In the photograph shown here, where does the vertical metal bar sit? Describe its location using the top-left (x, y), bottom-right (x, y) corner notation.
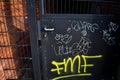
top-left (87, 1), bottom-right (89, 14)
top-left (61, 0), bottom-right (62, 13)
top-left (68, 0), bottom-right (70, 13)
top-left (41, 0), bottom-right (45, 14)
top-left (76, 0), bottom-right (78, 14)
top-left (48, 0), bottom-right (51, 13)
top-left (89, 1), bottom-right (91, 14)
top-left (37, 20), bottom-right (41, 40)
top-left (72, 0), bottom-right (74, 14)
top-left (64, 0), bottom-right (67, 13)
top-left (83, 1), bottom-right (86, 13)
top-left (80, 1), bottom-right (82, 14)
top-left (91, 2), bottom-right (96, 14)
top-left (52, 0), bottom-right (54, 13)
top-left (26, 0), bottom-right (41, 80)
top-left (37, 0), bottom-right (42, 40)
top-left (57, 0), bottom-right (58, 13)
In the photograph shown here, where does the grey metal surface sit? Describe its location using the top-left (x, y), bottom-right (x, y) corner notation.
top-left (27, 0), bottom-right (41, 80)
top-left (40, 14), bottom-right (120, 80)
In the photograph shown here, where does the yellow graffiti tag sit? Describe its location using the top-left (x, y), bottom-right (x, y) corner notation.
top-left (81, 55), bottom-right (102, 73)
top-left (51, 73), bottom-right (91, 80)
top-left (51, 55), bottom-right (102, 75)
top-left (64, 55), bottom-right (81, 73)
top-left (51, 61), bottom-right (65, 75)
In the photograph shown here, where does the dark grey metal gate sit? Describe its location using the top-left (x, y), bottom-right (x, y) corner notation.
top-left (28, 0), bottom-right (120, 80)
top-left (40, 15), bottom-right (120, 80)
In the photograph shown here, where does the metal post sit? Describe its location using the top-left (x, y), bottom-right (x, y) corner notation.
top-left (26, 0), bottom-right (41, 80)
top-left (41, 0), bottom-right (45, 15)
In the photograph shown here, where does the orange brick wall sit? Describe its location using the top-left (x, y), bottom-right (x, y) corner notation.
top-left (0, 65), bottom-right (5, 80)
top-left (0, 0), bottom-right (29, 79)
top-left (0, 1), bottom-right (18, 79)
top-left (10, 0), bottom-right (27, 31)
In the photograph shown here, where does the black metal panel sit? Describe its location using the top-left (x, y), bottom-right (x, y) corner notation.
top-left (40, 14), bottom-right (120, 80)
top-left (39, 0), bottom-right (120, 80)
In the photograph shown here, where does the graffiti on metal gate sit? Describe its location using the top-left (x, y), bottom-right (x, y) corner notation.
top-left (49, 20), bottom-right (119, 80)
top-left (102, 22), bottom-right (119, 45)
top-left (68, 20), bottom-right (99, 36)
top-left (51, 54), bottom-right (102, 80)
top-left (55, 34), bottom-right (72, 44)
top-left (54, 36), bottom-right (91, 55)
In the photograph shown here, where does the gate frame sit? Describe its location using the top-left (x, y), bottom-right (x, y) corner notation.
top-left (27, 0), bottom-right (120, 80)
top-left (27, 0), bottom-right (42, 80)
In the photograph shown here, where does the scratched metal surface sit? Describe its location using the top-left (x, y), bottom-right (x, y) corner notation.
top-left (41, 15), bottom-right (120, 80)
top-left (40, 0), bottom-right (120, 80)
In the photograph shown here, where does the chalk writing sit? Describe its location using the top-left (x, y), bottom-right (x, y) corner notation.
top-left (61, 34), bottom-right (72, 44)
top-left (54, 44), bottom-right (72, 55)
top-left (51, 54), bottom-right (102, 79)
top-left (102, 22), bottom-right (119, 45)
top-left (80, 21), bottom-right (99, 33)
top-left (71, 20), bottom-right (99, 36)
top-left (108, 22), bottom-right (119, 32)
top-left (55, 34), bottom-right (72, 44)
top-left (55, 34), bottom-right (61, 41)
top-left (102, 30), bottom-right (115, 45)
top-left (66, 27), bottom-right (72, 32)
top-left (81, 30), bottom-right (87, 36)
top-left (71, 20), bottom-right (81, 31)
top-left (71, 37), bottom-right (91, 55)
top-left (54, 37), bottom-right (91, 55)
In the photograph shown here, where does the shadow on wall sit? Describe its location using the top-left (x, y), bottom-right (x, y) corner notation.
top-left (0, 0), bottom-right (31, 80)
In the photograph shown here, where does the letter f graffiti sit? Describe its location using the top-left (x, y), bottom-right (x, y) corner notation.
top-left (51, 61), bottom-right (65, 75)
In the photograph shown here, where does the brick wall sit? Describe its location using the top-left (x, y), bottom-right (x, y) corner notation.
top-left (0, 0), bottom-right (30, 79)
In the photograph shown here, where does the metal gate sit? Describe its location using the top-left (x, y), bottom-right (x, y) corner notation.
top-left (32, 0), bottom-right (120, 80)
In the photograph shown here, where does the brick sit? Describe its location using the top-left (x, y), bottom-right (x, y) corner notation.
top-left (0, 65), bottom-right (6, 80)
top-left (0, 1), bottom-right (28, 79)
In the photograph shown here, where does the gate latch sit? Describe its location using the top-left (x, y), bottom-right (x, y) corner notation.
top-left (44, 27), bottom-right (55, 32)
